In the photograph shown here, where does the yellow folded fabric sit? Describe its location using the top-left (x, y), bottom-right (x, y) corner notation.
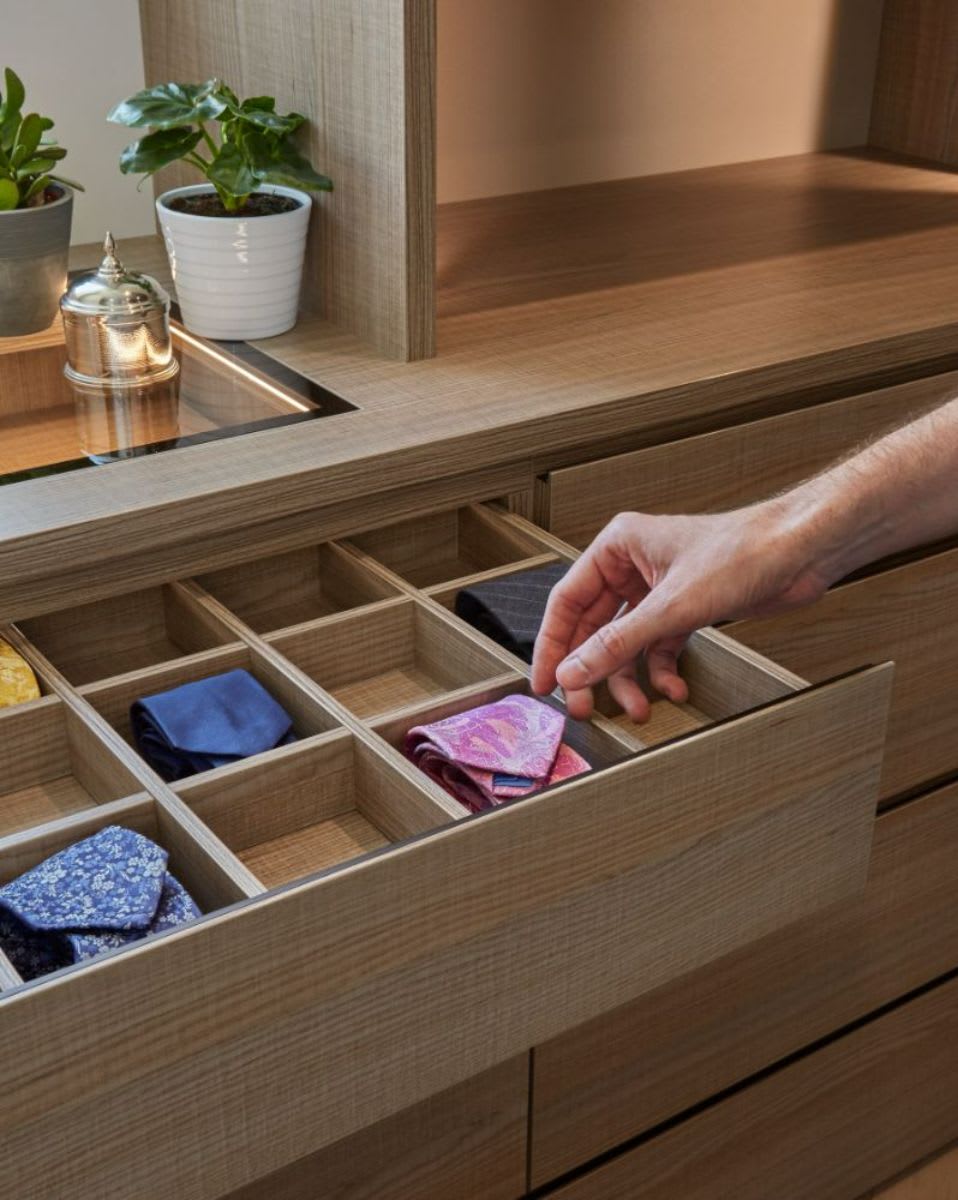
top-left (0, 637), bottom-right (41, 708)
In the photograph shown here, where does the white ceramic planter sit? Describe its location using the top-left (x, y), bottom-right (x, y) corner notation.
top-left (156, 183), bottom-right (311, 340)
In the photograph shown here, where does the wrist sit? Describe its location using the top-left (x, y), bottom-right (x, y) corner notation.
top-left (757, 472), bottom-right (891, 588)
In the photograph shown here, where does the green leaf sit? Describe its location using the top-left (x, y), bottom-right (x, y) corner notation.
top-left (216, 82), bottom-right (240, 108)
top-left (260, 142), bottom-right (332, 192)
top-left (118, 126), bottom-right (202, 175)
top-left (206, 140), bottom-right (258, 203)
top-left (238, 106), bottom-right (304, 136)
top-left (17, 156), bottom-right (60, 175)
top-left (0, 177), bottom-right (18, 209)
top-left (107, 79), bottom-right (226, 129)
top-left (22, 173), bottom-right (50, 203)
top-left (48, 174), bottom-right (84, 192)
top-left (28, 144), bottom-right (67, 162)
top-left (1, 68), bottom-right (25, 119)
top-left (241, 96), bottom-right (276, 112)
top-left (11, 112), bottom-right (44, 166)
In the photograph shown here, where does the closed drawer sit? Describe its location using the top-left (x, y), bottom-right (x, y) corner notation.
top-left (537, 371), bottom-right (955, 548)
top-left (727, 546), bottom-right (958, 800)
top-left (221, 1056), bottom-right (528, 1200)
top-left (0, 505), bottom-right (891, 1200)
top-left (544, 970), bottom-right (958, 1200)
top-left (531, 776), bottom-right (958, 1185)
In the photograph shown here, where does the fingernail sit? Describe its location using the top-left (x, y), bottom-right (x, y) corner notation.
top-left (557, 654), bottom-right (588, 688)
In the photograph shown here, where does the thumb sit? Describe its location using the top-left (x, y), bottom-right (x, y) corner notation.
top-left (555, 594), bottom-right (686, 691)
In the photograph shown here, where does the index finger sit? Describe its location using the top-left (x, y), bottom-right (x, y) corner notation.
top-left (531, 550), bottom-right (610, 694)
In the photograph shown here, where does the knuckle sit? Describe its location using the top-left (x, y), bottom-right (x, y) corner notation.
top-left (594, 620), bottom-right (628, 662)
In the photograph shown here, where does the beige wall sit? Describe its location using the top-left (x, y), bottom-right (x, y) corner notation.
top-left (438, 0), bottom-right (886, 203)
top-left (7, 0), bottom-right (156, 244)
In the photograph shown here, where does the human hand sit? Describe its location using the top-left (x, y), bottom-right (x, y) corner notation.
top-left (531, 504), bottom-right (829, 720)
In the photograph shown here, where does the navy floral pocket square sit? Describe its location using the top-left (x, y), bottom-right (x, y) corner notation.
top-left (0, 825), bottom-right (200, 981)
top-left (131, 667), bottom-right (297, 782)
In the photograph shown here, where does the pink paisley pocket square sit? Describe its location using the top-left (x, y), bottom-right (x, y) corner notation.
top-left (404, 693), bottom-right (590, 812)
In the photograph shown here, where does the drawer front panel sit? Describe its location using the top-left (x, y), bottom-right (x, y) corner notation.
top-left (1, 666), bottom-right (889, 1200)
top-left (728, 547), bottom-right (958, 800)
top-left (539, 372), bottom-right (954, 547)
top-left (530, 779), bottom-right (958, 1186)
top-left (544, 971), bottom-right (958, 1200)
top-left (221, 1056), bottom-right (528, 1200)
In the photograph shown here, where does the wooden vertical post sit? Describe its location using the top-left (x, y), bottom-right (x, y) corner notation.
top-left (870, 0), bottom-right (958, 166)
top-left (139, 0), bottom-right (436, 361)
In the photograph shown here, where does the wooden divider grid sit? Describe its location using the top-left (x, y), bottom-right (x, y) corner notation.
top-left (0, 501), bottom-right (810, 996)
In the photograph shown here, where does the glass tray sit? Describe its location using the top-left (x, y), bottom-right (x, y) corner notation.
top-left (0, 321), bottom-right (356, 486)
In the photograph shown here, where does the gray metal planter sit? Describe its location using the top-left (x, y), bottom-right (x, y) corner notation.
top-left (0, 185), bottom-right (73, 336)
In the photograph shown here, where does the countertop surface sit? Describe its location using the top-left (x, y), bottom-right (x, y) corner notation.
top-left (3, 148), bottom-right (958, 576)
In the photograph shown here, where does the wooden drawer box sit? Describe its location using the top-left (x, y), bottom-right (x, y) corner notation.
top-left (536, 371), bottom-right (956, 548)
top-left (0, 505), bottom-right (891, 1200)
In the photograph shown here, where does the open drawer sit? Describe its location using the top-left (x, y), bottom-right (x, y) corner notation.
top-left (0, 505), bottom-right (891, 1200)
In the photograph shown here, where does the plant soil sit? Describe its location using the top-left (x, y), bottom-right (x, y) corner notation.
top-left (166, 193), bottom-right (300, 218)
top-left (24, 186), bottom-right (64, 209)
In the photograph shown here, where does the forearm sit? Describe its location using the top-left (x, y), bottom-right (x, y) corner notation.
top-left (767, 397), bottom-right (958, 586)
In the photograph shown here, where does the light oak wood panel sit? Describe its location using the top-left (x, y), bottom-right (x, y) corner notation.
top-left (0, 666), bottom-right (888, 1199)
top-left (16, 582), bottom-right (237, 686)
top-left (531, 778), bottom-right (958, 1184)
top-left (871, 1143), bottom-right (958, 1199)
top-left (0, 951), bottom-right (21, 990)
top-left (347, 505), bottom-right (548, 589)
top-left (222, 1056), bottom-right (528, 1200)
top-left (0, 625), bottom-right (268, 908)
top-left (727, 547), bottom-right (958, 800)
top-left (0, 457), bottom-right (532, 624)
top-left (9, 151), bottom-right (958, 623)
top-left (139, 0), bottom-right (436, 360)
top-left (545, 972), bottom-right (958, 1200)
top-left (195, 541), bottom-right (401, 635)
top-left (177, 733), bottom-right (456, 888)
top-left (0, 699), bottom-right (141, 838)
top-left (870, 1), bottom-right (958, 166)
top-left (268, 598), bottom-right (509, 720)
top-left (540, 370), bottom-right (956, 546)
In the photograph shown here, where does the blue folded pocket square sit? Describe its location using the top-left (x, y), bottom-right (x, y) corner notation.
top-left (130, 667), bottom-right (297, 782)
top-left (0, 825), bottom-right (201, 981)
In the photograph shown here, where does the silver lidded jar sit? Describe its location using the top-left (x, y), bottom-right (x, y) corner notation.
top-left (60, 232), bottom-right (179, 388)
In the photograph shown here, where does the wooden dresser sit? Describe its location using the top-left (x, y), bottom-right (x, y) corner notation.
top-left (2, 2), bottom-right (958, 1197)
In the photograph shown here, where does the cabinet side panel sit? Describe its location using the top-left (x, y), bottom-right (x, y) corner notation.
top-left (139, 0), bottom-right (436, 360)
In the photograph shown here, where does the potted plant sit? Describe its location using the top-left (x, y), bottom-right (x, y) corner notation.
top-left (109, 79), bottom-right (332, 340)
top-left (0, 68), bottom-right (83, 337)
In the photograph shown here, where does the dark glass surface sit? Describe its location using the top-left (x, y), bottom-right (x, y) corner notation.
top-left (0, 322), bottom-right (356, 486)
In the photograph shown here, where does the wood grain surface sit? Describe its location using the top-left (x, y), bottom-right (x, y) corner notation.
top-left (727, 546), bottom-right (958, 800)
top-left (7, 151), bottom-right (958, 621)
top-left (870, 0), bottom-right (958, 165)
top-left (871, 1143), bottom-right (958, 1200)
top-left (139, 0), bottom-right (436, 360)
top-left (530, 778), bottom-right (958, 1186)
top-left (0, 665), bottom-right (889, 1199)
top-left (222, 1056), bottom-right (527, 1200)
top-left (546, 971), bottom-right (958, 1200)
top-left (540, 370), bottom-right (956, 546)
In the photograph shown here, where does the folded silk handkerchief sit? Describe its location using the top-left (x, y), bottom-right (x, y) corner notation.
top-left (0, 636), bottom-right (41, 709)
top-left (131, 667), bottom-right (296, 782)
top-left (405, 693), bottom-right (590, 812)
top-left (0, 825), bottom-right (200, 981)
top-left (454, 563), bottom-right (568, 663)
